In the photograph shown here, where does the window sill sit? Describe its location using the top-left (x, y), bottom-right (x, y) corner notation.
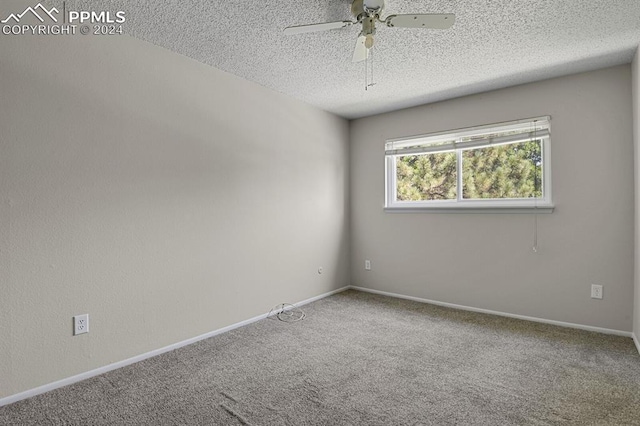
top-left (384, 205), bottom-right (554, 214)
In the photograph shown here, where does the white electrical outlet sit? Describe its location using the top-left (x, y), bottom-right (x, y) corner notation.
top-left (73, 314), bottom-right (89, 335)
top-left (591, 285), bottom-right (603, 300)
top-left (318, 267), bottom-right (323, 274)
top-left (365, 260), bottom-right (371, 271)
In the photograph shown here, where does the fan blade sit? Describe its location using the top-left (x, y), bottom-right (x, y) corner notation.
top-left (386, 13), bottom-right (455, 29)
top-left (283, 20), bottom-right (353, 35)
top-left (352, 35), bottom-right (369, 63)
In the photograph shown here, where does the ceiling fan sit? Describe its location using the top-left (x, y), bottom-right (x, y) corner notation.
top-left (283, 0), bottom-right (455, 63)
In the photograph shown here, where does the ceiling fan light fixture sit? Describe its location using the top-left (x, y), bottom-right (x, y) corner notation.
top-left (363, 0), bottom-right (384, 15)
top-left (283, 0), bottom-right (455, 65)
top-left (365, 34), bottom-right (374, 49)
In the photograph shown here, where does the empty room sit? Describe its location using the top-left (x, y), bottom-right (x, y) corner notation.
top-left (1, 0), bottom-right (640, 424)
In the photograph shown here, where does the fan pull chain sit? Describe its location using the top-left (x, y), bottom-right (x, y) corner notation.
top-left (365, 48), bottom-right (376, 90)
top-left (364, 51), bottom-right (368, 90)
top-left (370, 48), bottom-right (375, 88)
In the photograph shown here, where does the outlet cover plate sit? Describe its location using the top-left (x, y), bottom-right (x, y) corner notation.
top-left (74, 314), bottom-right (89, 335)
top-left (591, 285), bottom-right (603, 300)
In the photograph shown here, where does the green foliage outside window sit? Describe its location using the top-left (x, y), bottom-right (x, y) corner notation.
top-left (396, 140), bottom-right (542, 201)
top-left (396, 152), bottom-right (457, 201)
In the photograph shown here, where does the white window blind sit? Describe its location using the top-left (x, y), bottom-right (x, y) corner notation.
top-left (385, 117), bottom-right (550, 156)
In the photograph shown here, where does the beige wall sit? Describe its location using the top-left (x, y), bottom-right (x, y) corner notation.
top-left (350, 65), bottom-right (634, 332)
top-left (0, 34), bottom-right (349, 399)
top-left (633, 48), bottom-right (640, 341)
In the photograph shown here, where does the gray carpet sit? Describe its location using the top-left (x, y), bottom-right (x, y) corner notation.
top-left (2, 290), bottom-right (640, 425)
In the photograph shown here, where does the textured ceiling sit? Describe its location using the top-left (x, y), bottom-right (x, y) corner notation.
top-left (50, 1), bottom-right (640, 119)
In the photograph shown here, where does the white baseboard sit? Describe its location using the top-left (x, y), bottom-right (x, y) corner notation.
top-left (0, 286), bottom-right (350, 408)
top-left (633, 333), bottom-right (640, 355)
top-left (294, 286), bottom-right (350, 307)
top-left (349, 286), bottom-right (633, 338)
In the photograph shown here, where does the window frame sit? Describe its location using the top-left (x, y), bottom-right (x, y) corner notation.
top-left (384, 117), bottom-right (553, 213)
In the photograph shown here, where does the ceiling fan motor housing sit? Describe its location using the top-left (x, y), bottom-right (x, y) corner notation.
top-left (362, 16), bottom-right (376, 36)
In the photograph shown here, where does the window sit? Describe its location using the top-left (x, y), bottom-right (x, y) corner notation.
top-left (385, 117), bottom-right (552, 212)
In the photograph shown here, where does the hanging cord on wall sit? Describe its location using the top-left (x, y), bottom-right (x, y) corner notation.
top-left (532, 205), bottom-right (538, 252)
top-left (267, 303), bottom-right (306, 323)
top-left (532, 120), bottom-right (539, 253)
